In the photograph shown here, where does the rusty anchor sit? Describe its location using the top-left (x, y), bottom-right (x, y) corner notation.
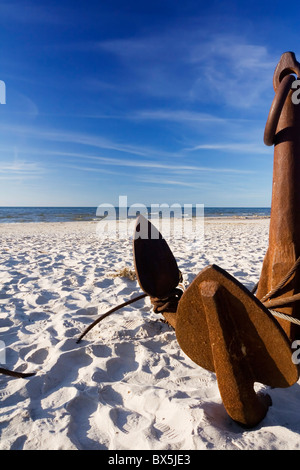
top-left (132, 214), bottom-right (183, 329)
top-left (131, 216), bottom-right (298, 428)
top-left (77, 213), bottom-right (298, 428)
top-left (256, 51), bottom-right (300, 341)
top-left (76, 52), bottom-right (300, 428)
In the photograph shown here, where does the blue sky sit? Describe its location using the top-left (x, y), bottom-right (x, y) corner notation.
top-left (0, 0), bottom-right (299, 207)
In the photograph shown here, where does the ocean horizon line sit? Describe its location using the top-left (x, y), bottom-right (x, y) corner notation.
top-left (0, 205), bottom-right (271, 208)
top-left (0, 206), bottom-right (271, 224)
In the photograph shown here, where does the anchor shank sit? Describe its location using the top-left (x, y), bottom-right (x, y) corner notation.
top-left (257, 53), bottom-right (300, 339)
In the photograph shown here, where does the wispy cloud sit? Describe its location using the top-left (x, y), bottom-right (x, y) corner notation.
top-left (0, 160), bottom-right (43, 180)
top-left (1, 124), bottom-right (180, 160)
top-left (20, 148), bottom-right (254, 175)
top-left (0, 120), bottom-right (259, 185)
top-left (186, 142), bottom-right (269, 154)
top-left (137, 176), bottom-right (206, 189)
top-left (93, 28), bottom-right (276, 107)
top-left (187, 34), bottom-right (275, 107)
top-left (131, 110), bottom-right (228, 123)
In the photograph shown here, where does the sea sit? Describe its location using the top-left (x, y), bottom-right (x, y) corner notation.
top-left (0, 207), bottom-right (271, 224)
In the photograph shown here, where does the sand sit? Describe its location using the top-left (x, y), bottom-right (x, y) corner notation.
top-left (0, 217), bottom-right (300, 450)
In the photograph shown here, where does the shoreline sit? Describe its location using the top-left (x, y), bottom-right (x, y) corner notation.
top-left (0, 214), bottom-right (271, 226)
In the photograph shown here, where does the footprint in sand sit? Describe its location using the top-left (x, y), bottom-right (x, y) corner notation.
top-left (105, 343), bottom-right (139, 382)
top-left (42, 347), bottom-right (92, 394)
top-left (109, 407), bottom-right (148, 435)
top-left (154, 421), bottom-right (182, 442)
top-left (26, 348), bottom-right (49, 365)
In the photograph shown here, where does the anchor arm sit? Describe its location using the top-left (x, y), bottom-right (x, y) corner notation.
top-left (200, 280), bottom-right (271, 428)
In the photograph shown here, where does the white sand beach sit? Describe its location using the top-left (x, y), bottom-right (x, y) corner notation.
top-left (1, 217), bottom-right (300, 450)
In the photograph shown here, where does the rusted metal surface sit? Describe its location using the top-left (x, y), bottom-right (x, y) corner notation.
top-left (133, 215), bottom-right (181, 299)
top-left (263, 74), bottom-right (296, 146)
top-left (132, 213), bottom-right (299, 426)
top-left (133, 215), bottom-right (182, 328)
top-left (256, 52), bottom-right (300, 340)
top-left (176, 264), bottom-right (298, 427)
top-left (0, 367), bottom-right (36, 378)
